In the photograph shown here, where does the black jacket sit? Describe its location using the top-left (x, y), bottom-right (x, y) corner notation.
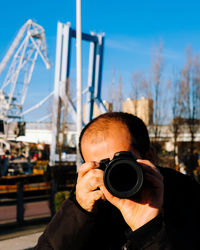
top-left (35, 167), bottom-right (200, 250)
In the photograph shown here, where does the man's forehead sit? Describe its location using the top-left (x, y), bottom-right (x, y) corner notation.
top-left (82, 121), bottom-right (131, 144)
top-left (81, 120), bottom-right (134, 161)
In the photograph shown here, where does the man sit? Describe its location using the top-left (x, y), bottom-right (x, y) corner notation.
top-left (35, 112), bottom-right (200, 250)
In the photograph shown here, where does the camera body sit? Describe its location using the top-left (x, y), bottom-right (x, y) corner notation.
top-left (99, 151), bottom-right (143, 199)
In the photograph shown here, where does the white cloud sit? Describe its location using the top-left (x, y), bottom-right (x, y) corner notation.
top-left (106, 35), bottom-right (182, 61)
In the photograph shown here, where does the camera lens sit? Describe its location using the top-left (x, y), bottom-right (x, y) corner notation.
top-left (108, 163), bottom-right (137, 192)
top-left (104, 158), bottom-right (143, 198)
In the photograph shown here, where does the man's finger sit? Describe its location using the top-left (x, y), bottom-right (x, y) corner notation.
top-left (144, 172), bottom-right (164, 188)
top-left (91, 189), bottom-right (105, 201)
top-left (137, 159), bottom-right (163, 179)
top-left (78, 161), bottom-right (99, 178)
top-left (87, 171), bottom-right (104, 191)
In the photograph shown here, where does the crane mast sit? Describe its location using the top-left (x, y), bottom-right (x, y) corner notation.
top-left (0, 20), bottom-right (30, 76)
top-left (0, 19), bottom-right (50, 120)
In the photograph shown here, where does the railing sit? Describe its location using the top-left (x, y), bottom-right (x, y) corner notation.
top-left (0, 165), bottom-right (76, 224)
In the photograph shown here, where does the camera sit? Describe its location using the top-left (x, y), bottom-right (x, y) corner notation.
top-left (99, 151), bottom-right (143, 199)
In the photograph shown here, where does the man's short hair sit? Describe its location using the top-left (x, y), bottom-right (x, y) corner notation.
top-left (79, 112), bottom-right (150, 160)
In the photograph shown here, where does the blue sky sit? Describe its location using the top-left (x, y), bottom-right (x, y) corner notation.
top-left (0, 0), bottom-right (200, 121)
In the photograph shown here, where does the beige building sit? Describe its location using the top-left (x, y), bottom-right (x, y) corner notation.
top-left (83, 101), bottom-right (113, 124)
top-left (122, 97), bottom-right (153, 125)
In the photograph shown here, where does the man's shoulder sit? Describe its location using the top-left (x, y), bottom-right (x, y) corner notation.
top-left (158, 166), bottom-right (200, 204)
top-left (158, 166), bottom-right (198, 185)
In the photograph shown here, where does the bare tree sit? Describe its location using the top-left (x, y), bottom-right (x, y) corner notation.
top-left (57, 77), bottom-right (71, 164)
top-left (107, 69), bottom-right (123, 111)
top-left (110, 73), bottom-right (124, 112)
top-left (117, 74), bottom-right (123, 111)
top-left (140, 77), bottom-right (152, 100)
top-left (109, 68), bottom-right (117, 111)
top-left (180, 48), bottom-right (200, 175)
top-left (151, 43), bottom-right (165, 141)
top-left (130, 71), bottom-right (142, 116)
top-left (170, 73), bottom-right (185, 169)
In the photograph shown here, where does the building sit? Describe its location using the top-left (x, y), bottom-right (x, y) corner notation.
top-left (122, 97), bottom-right (153, 125)
top-left (83, 100), bottom-right (113, 124)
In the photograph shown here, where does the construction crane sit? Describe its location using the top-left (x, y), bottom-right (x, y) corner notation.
top-left (0, 19), bottom-right (50, 121)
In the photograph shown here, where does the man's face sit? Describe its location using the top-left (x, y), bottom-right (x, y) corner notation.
top-left (81, 121), bottom-right (141, 163)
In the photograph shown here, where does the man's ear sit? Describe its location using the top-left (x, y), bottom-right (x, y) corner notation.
top-left (145, 145), bottom-right (157, 165)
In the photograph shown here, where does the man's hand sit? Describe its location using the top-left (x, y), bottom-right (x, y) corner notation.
top-left (99, 160), bottom-right (164, 231)
top-left (76, 162), bottom-right (105, 212)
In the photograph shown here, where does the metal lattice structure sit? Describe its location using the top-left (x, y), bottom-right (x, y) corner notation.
top-left (50, 22), bottom-right (107, 166)
top-left (0, 19), bottom-right (50, 120)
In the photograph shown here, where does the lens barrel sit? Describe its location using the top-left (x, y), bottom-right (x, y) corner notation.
top-left (100, 152), bottom-right (143, 198)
